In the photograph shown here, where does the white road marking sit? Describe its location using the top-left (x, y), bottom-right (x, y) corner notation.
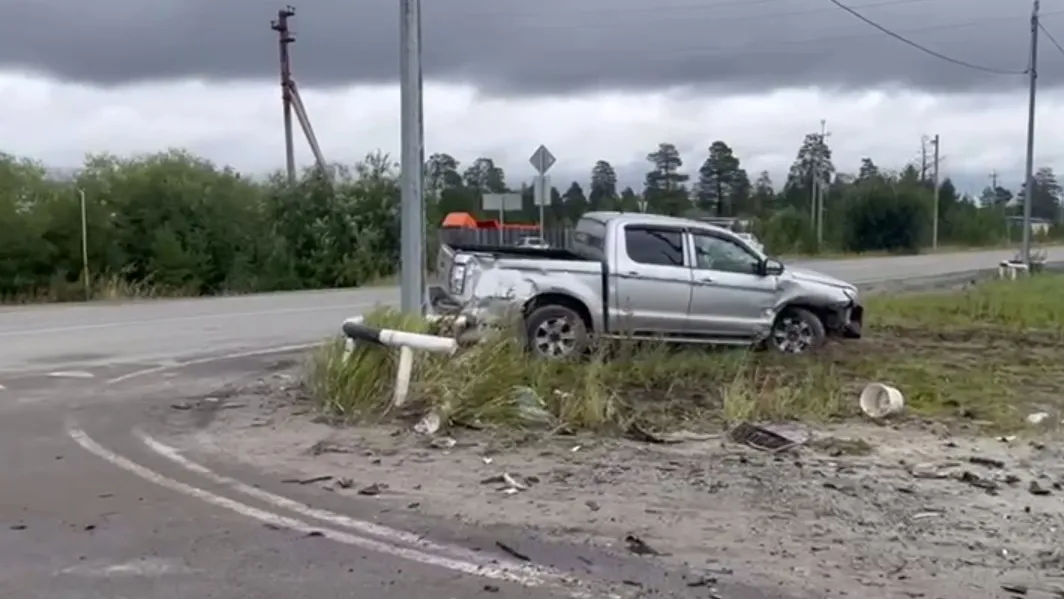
top-left (66, 425), bottom-right (560, 589)
top-left (138, 430), bottom-right (501, 563)
top-left (47, 371), bottom-right (95, 379)
top-left (0, 302), bottom-right (378, 338)
top-left (107, 343), bottom-right (322, 384)
top-left (59, 557), bottom-right (192, 577)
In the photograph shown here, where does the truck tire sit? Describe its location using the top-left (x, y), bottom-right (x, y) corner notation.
top-left (525, 304), bottom-right (590, 360)
top-left (769, 307), bottom-right (826, 354)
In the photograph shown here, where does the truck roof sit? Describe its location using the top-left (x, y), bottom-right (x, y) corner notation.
top-left (582, 211), bottom-right (735, 235)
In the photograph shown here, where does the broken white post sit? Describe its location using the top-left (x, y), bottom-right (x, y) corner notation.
top-left (340, 316), bottom-right (458, 408)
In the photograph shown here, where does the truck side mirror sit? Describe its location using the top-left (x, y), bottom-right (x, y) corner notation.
top-left (762, 259), bottom-right (784, 276)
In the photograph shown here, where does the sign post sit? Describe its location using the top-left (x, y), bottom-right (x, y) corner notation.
top-left (482, 193), bottom-right (522, 245)
top-left (529, 144), bottom-right (556, 237)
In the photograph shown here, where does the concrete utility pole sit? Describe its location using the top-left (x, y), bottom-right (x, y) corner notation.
top-left (399, 0), bottom-right (426, 314)
top-left (271, 7), bottom-right (297, 185)
top-left (931, 134), bottom-right (940, 250)
top-left (1022, 0), bottom-right (1040, 264)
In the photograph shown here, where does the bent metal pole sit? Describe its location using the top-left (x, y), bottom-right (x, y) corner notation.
top-left (399, 0), bottom-right (426, 314)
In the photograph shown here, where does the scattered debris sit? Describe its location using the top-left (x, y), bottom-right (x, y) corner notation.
top-left (957, 471), bottom-right (998, 492)
top-left (336, 477), bottom-right (354, 489)
top-left (1026, 412), bottom-right (1049, 425)
top-left (858, 382), bottom-right (905, 419)
top-left (624, 534), bottom-right (663, 556)
top-left (9, 524), bottom-right (25, 530)
top-left (1001, 583), bottom-right (1028, 595)
top-left (282, 475), bottom-right (333, 485)
top-left (170, 402), bottom-right (192, 410)
top-left (429, 436), bottom-right (457, 450)
top-left (512, 387), bottom-right (554, 428)
top-left (481, 473), bottom-right (529, 493)
top-left (686, 575), bottom-right (718, 588)
top-left (308, 440), bottom-right (353, 456)
top-left (358, 483), bottom-right (384, 496)
top-left (585, 500), bottom-right (601, 512)
top-left (495, 541), bottom-right (530, 561)
top-left (968, 456), bottom-right (1005, 469)
top-left (627, 422), bottom-right (716, 444)
top-left (1029, 481), bottom-right (1051, 496)
top-left (414, 411), bottom-right (442, 435)
top-left (482, 584), bottom-right (499, 593)
top-left (305, 531), bottom-right (325, 538)
top-left (728, 422), bottom-right (802, 453)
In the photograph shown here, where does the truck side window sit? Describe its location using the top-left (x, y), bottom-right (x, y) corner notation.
top-left (691, 232), bottom-right (759, 274)
top-left (624, 226), bottom-right (684, 266)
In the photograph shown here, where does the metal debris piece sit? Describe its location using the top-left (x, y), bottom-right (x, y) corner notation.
top-left (968, 456), bottom-right (1005, 469)
top-left (336, 477), bottom-right (353, 489)
top-left (1029, 481), bottom-right (1051, 496)
top-left (628, 422), bottom-right (716, 444)
top-left (728, 422), bottom-right (802, 453)
top-left (429, 436), bottom-right (457, 449)
top-left (495, 541), bottom-right (530, 561)
top-left (308, 440), bottom-right (353, 456)
top-left (958, 471), bottom-right (999, 492)
top-left (282, 475), bottom-right (333, 485)
top-left (414, 411), bottom-right (442, 435)
top-left (358, 483), bottom-right (384, 496)
top-left (1001, 583), bottom-right (1028, 595)
top-left (625, 534), bottom-right (664, 556)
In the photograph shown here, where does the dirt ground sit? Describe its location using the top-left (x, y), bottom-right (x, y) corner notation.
top-left (158, 368), bottom-right (1064, 599)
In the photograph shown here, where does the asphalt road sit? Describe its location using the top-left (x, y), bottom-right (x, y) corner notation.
top-left (0, 246), bottom-right (1058, 599)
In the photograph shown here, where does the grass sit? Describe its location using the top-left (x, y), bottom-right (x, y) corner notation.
top-left (306, 276), bottom-right (1064, 436)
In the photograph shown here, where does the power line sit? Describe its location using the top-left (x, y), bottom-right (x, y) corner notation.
top-left (441, 0), bottom-right (949, 18)
top-left (825, 0), bottom-right (1029, 75)
top-left (631, 15), bottom-right (1032, 63)
top-left (1039, 22), bottom-right (1064, 58)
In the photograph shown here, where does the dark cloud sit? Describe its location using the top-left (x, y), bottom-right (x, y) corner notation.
top-left (0, 0), bottom-right (1054, 93)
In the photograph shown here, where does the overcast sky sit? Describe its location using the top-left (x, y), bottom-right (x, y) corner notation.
top-left (2, 0), bottom-right (1063, 196)
top-left (1, 0), bottom-right (1056, 94)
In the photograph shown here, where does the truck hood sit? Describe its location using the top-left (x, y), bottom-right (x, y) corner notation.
top-left (785, 266), bottom-right (857, 293)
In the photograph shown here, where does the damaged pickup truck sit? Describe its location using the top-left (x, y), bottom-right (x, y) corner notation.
top-left (433, 211), bottom-right (863, 358)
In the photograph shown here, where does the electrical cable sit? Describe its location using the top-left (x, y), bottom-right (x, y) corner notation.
top-left (1040, 22), bottom-right (1064, 59)
top-left (825, 0), bottom-right (1028, 75)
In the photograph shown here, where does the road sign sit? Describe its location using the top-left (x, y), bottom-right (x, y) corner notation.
top-left (533, 175), bottom-right (551, 207)
top-left (529, 145), bottom-right (556, 175)
top-left (482, 193), bottom-right (522, 212)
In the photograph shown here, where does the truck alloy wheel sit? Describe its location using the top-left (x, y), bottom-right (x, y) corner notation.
top-left (770, 307), bottom-right (826, 354)
top-left (525, 305), bottom-right (589, 359)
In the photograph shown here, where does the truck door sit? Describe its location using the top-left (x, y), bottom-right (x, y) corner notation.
top-left (612, 224), bottom-right (694, 335)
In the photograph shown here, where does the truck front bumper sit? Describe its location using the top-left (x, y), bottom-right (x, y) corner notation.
top-left (842, 303), bottom-right (863, 339)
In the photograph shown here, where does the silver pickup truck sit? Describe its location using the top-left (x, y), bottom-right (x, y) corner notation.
top-left (434, 211), bottom-right (863, 358)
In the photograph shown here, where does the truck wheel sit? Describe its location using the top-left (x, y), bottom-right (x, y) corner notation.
top-left (525, 305), bottom-right (589, 359)
top-left (769, 307), bottom-right (826, 354)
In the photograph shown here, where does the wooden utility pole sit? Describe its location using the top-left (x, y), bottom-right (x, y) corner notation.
top-left (271, 6), bottom-right (297, 184)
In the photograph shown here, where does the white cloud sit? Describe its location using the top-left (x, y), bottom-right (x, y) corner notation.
top-left (0, 70), bottom-right (1058, 196)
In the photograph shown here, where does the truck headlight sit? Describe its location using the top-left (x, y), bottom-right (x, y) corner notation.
top-left (449, 265), bottom-right (466, 294)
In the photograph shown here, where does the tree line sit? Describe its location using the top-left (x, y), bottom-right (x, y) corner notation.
top-left (0, 133), bottom-right (1058, 301)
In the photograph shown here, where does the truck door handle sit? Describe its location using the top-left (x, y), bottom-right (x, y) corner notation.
top-left (699, 277), bottom-right (714, 283)
top-left (624, 271), bottom-right (639, 276)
